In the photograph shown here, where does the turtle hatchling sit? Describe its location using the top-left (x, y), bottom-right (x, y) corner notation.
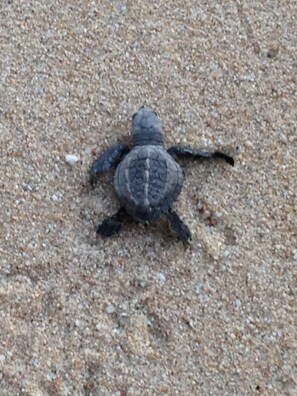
top-left (90, 106), bottom-right (234, 242)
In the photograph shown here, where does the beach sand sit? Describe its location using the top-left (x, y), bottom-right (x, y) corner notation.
top-left (1, 1), bottom-right (296, 395)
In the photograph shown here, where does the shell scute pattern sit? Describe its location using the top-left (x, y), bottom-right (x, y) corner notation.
top-left (115, 146), bottom-right (183, 220)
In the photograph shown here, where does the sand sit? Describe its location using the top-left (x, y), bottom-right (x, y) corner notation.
top-left (0, 1), bottom-right (296, 395)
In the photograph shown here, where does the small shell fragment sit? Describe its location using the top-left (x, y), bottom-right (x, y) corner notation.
top-left (65, 154), bottom-right (79, 166)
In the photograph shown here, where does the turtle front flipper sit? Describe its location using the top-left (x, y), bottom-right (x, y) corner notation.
top-left (97, 207), bottom-right (127, 237)
top-left (90, 143), bottom-right (130, 187)
top-left (167, 208), bottom-right (191, 242)
top-left (167, 145), bottom-right (234, 166)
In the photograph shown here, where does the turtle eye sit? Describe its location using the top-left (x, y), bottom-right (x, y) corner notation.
top-left (132, 112), bottom-right (137, 120)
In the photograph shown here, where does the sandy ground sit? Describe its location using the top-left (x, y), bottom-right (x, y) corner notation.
top-left (0, 1), bottom-right (296, 395)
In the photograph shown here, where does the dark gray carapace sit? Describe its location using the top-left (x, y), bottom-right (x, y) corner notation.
top-left (114, 144), bottom-right (183, 222)
top-left (90, 106), bottom-right (234, 242)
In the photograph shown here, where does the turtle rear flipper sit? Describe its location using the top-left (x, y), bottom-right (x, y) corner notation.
top-left (97, 207), bottom-right (127, 237)
top-left (167, 208), bottom-right (191, 242)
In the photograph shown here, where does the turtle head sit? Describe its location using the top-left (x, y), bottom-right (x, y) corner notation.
top-left (132, 106), bottom-right (164, 146)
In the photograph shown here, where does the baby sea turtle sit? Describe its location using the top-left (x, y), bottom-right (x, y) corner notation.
top-left (90, 106), bottom-right (234, 242)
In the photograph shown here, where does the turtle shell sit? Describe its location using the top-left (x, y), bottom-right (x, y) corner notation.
top-left (114, 145), bottom-right (183, 221)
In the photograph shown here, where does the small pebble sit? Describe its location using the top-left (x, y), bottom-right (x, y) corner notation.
top-left (65, 154), bottom-right (79, 166)
top-left (267, 42), bottom-right (279, 58)
top-left (222, 249), bottom-right (231, 258)
top-left (106, 304), bottom-right (115, 314)
top-left (157, 272), bottom-right (166, 286)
